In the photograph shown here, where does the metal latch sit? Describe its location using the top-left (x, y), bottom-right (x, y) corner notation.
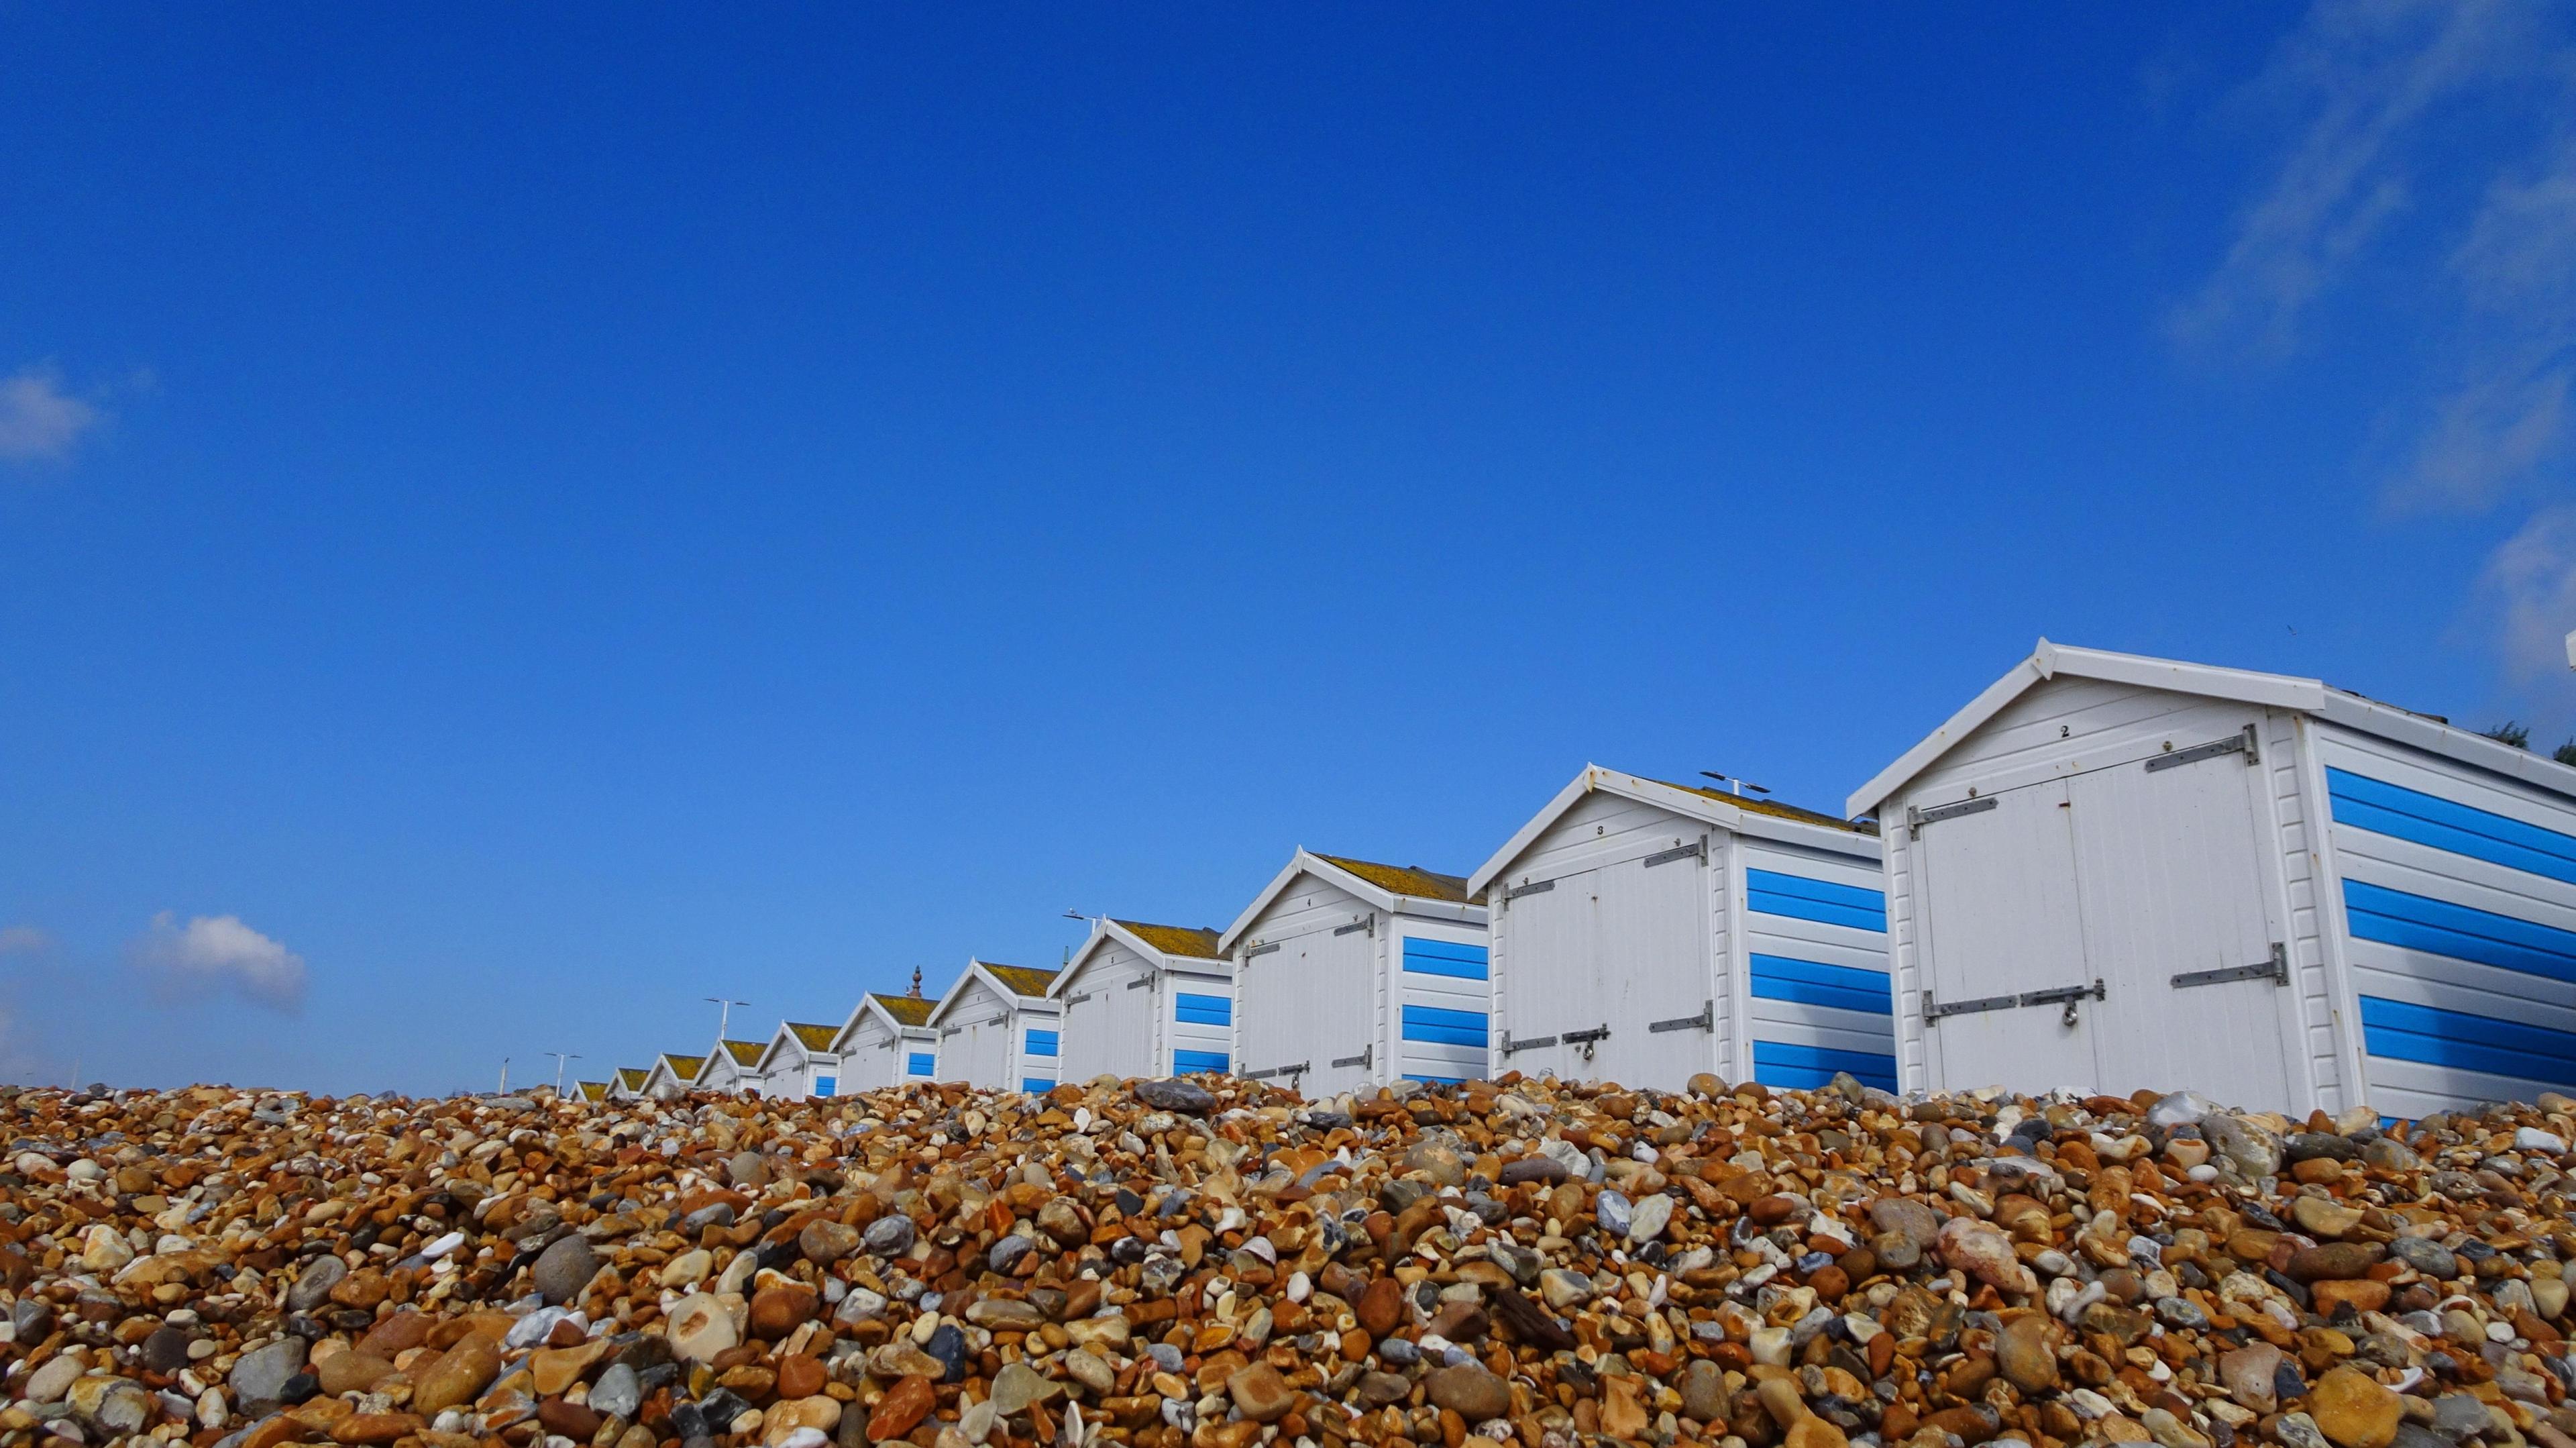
top-left (1908, 796), bottom-right (1998, 837)
top-left (1643, 840), bottom-right (1705, 868)
top-left (1244, 1061), bottom-right (1309, 1081)
top-left (2145, 723), bottom-right (2260, 772)
top-left (2173, 942), bottom-right (2288, 990)
top-left (1925, 978), bottom-right (2105, 1027)
top-left (1330, 1044), bottom-right (1373, 1070)
top-left (1562, 1023), bottom-right (1611, 1062)
top-left (1649, 1002), bottom-right (1714, 1033)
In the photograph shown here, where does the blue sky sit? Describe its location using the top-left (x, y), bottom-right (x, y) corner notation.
top-left (7, 5), bottom-right (2576, 1094)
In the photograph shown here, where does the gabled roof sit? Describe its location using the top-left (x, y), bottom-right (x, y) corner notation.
top-left (1051, 917), bottom-right (1231, 998)
top-left (617, 1068), bottom-right (649, 1089)
top-left (649, 1053), bottom-right (706, 1088)
top-left (1470, 764), bottom-right (1878, 896)
top-left (926, 959), bottom-right (1063, 1027)
top-left (830, 989), bottom-right (942, 1053)
top-left (577, 1081), bottom-right (608, 1102)
top-left (718, 1039), bottom-right (764, 1067)
top-left (1847, 638), bottom-right (2576, 815)
top-left (1220, 849), bottom-right (1489, 953)
top-left (756, 1019), bottom-right (845, 1071)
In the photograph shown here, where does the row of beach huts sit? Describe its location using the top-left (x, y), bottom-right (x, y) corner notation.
top-left (578, 639), bottom-right (2576, 1121)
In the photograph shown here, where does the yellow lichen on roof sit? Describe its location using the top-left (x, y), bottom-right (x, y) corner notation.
top-left (721, 1039), bottom-right (764, 1066)
top-left (617, 1068), bottom-right (649, 1088)
top-left (1116, 921), bottom-right (1224, 960)
top-left (872, 994), bottom-right (935, 1027)
top-left (578, 1081), bottom-right (607, 1102)
top-left (1316, 854), bottom-right (1479, 904)
top-left (663, 1054), bottom-right (706, 1080)
top-left (1660, 779), bottom-right (1880, 835)
top-left (983, 963), bottom-right (1061, 998)
top-left (788, 1022), bottom-right (838, 1051)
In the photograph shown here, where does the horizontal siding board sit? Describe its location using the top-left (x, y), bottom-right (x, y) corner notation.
top-left (2358, 995), bottom-right (2576, 1082)
top-left (1749, 953), bottom-right (1893, 1015)
top-left (1173, 1049), bottom-right (1229, 1074)
top-left (1402, 938), bottom-right (1491, 979)
top-left (1744, 1008), bottom-right (1900, 1057)
top-left (1746, 869), bottom-right (1890, 932)
top-left (1752, 1040), bottom-right (1898, 1092)
top-left (2343, 880), bottom-right (2576, 984)
top-left (1401, 1005), bottom-right (1491, 1046)
top-left (2328, 768), bottom-right (2576, 884)
top-left (2366, 1055), bottom-right (2569, 1118)
top-left (1175, 992), bottom-right (1232, 1026)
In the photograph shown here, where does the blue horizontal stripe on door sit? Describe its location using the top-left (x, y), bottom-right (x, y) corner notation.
top-left (2343, 879), bottom-right (2576, 984)
top-left (1751, 1040), bottom-right (1898, 1093)
top-left (1173, 1050), bottom-right (1230, 1075)
top-left (1403, 939), bottom-right (1491, 979)
top-left (1023, 1029), bottom-right (1059, 1057)
top-left (1175, 992), bottom-right (1232, 1026)
top-left (1404, 1074), bottom-right (1466, 1086)
top-left (1401, 1004), bottom-right (1491, 1047)
top-left (2358, 995), bottom-right (2576, 1086)
top-left (1746, 870), bottom-right (1888, 933)
top-left (1022, 1077), bottom-right (1057, 1094)
top-left (1749, 954), bottom-right (1894, 1015)
top-left (814, 1076), bottom-right (837, 1097)
top-left (2328, 768), bottom-right (2576, 886)
top-left (906, 1053), bottom-right (934, 1077)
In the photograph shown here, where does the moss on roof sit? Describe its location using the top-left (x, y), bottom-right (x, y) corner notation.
top-left (1116, 921), bottom-right (1224, 960)
top-left (617, 1068), bottom-right (649, 1088)
top-left (720, 1039), bottom-right (764, 1066)
top-left (982, 962), bottom-right (1061, 998)
top-left (661, 1054), bottom-right (706, 1081)
top-left (1659, 778), bottom-right (1880, 836)
top-left (788, 1022), bottom-right (838, 1051)
top-left (872, 994), bottom-right (935, 1027)
top-left (578, 1081), bottom-right (608, 1102)
top-left (1316, 854), bottom-right (1481, 904)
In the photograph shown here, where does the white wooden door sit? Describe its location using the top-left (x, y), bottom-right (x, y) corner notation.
top-left (1597, 843), bottom-right (1719, 1089)
top-left (2070, 737), bottom-right (2294, 1109)
top-left (1915, 779), bottom-right (2100, 1092)
top-left (1236, 923), bottom-right (1377, 1095)
top-left (1493, 872), bottom-right (1599, 1084)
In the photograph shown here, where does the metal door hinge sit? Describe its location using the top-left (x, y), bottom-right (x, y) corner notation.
top-left (1065, 991), bottom-right (1095, 1006)
top-left (1243, 942), bottom-right (1280, 959)
top-left (1333, 915), bottom-right (1375, 937)
top-left (1330, 1045), bottom-right (1373, 1070)
top-left (1501, 1031), bottom-right (1557, 1056)
top-left (1909, 796), bottom-right (1998, 838)
top-left (2145, 723), bottom-right (2260, 773)
top-left (2173, 942), bottom-right (2288, 990)
top-left (1506, 878), bottom-right (1555, 900)
top-left (1649, 1002), bottom-right (1714, 1034)
top-left (1644, 840), bottom-right (1705, 868)
top-left (1124, 975), bottom-right (1156, 990)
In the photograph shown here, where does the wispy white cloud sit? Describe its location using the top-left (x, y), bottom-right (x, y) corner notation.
top-left (130, 913), bottom-right (309, 1012)
top-left (0, 364), bottom-right (102, 462)
top-left (2479, 505), bottom-right (2576, 685)
top-left (2174, 0), bottom-right (2540, 352)
top-left (0, 927), bottom-right (53, 958)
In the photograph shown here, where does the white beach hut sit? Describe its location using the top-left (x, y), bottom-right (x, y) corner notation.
top-left (641, 1052), bottom-right (705, 1100)
top-left (1850, 639), bottom-right (2576, 1119)
top-left (1468, 766), bottom-right (1892, 1094)
top-left (753, 1022), bottom-right (845, 1099)
top-left (604, 1067), bottom-right (651, 1104)
top-left (1049, 919), bottom-right (1234, 1080)
top-left (924, 959), bottom-right (1064, 1092)
top-left (1222, 851), bottom-right (1490, 1094)
top-left (830, 973), bottom-right (943, 1090)
top-left (694, 1039), bottom-right (767, 1095)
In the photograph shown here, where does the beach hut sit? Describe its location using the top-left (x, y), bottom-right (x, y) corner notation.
top-left (695, 1039), bottom-right (767, 1094)
top-left (604, 1068), bottom-right (651, 1103)
top-left (1221, 851), bottom-right (1489, 1094)
top-left (753, 1022), bottom-right (845, 1099)
top-left (924, 960), bottom-right (1064, 1092)
top-left (641, 1053), bottom-right (704, 1100)
top-left (1468, 766), bottom-right (1891, 1094)
top-left (576, 1081), bottom-right (608, 1104)
top-left (830, 971), bottom-right (942, 1090)
top-left (1849, 639), bottom-right (2576, 1119)
top-left (1049, 919), bottom-right (1233, 1080)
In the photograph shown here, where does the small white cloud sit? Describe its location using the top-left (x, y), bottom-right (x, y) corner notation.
top-left (2478, 505), bottom-right (2576, 684)
top-left (131, 913), bottom-right (308, 1012)
top-left (0, 927), bottom-right (52, 958)
top-left (0, 365), bottom-right (101, 462)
